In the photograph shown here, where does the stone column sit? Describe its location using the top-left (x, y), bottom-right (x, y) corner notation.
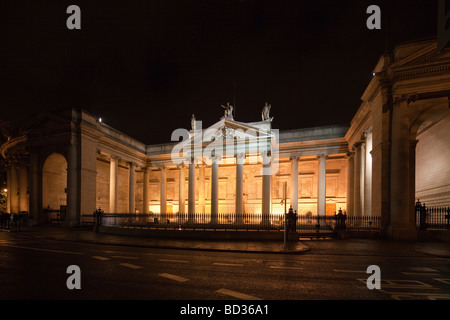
top-left (346, 152), bottom-right (355, 216)
top-left (353, 143), bottom-right (362, 217)
top-left (159, 165), bottom-right (167, 221)
top-left (317, 154), bottom-right (327, 218)
top-left (6, 161), bottom-right (11, 214)
top-left (210, 156), bottom-right (219, 224)
top-left (261, 152), bottom-right (272, 226)
top-left (10, 159), bottom-right (19, 214)
top-left (290, 156), bottom-right (299, 213)
top-left (360, 141), bottom-right (366, 215)
top-left (29, 152), bottom-right (40, 222)
top-left (235, 153), bottom-right (244, 224)
top-left (109, 156), bottom-right (118, 214)
top-left (128, 162), bottom-right (136, 214)
top-left (409, 139), bottom-right (419, 228)
top-left (143, 166), bottom-right (150, 214)
top-left (188, 158), bottom-right (196, 222)
top-left (66, 141), bottom-right (79, 226)
top-left (388, 98), bottom-right (416, 240)
top-left (19, 157), bottom-right (29, 213)
top-left (178, 163), bottom-right (185, 214)
top-left (364, 130), bottom-right (373, 217)
top-left (198, 162), bottom-right (206, 214)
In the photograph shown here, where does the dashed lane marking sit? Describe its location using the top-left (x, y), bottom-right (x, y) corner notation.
top-left (434, 278), bottom-right (450, 285)
top-left (119, 263), bottom-right (143, 269)
top-left (402, 272), bottom-right (441, 276)
top-left (269, 266), bottom-right (303, 270)
top-left (92, 256), bottom-right (110, 261)
top-left (0, 243), bottom-right (84, 255)
top-left (159, 259), bottom-right (189, 263)
top-left (216, 288), bottom-right (263, 300)
top-left (213, 263), bottom-right (243, 267)
top-left (158, 273), bottom-right (189, 282)
top-left (333, 269), bottom-right (366, 273)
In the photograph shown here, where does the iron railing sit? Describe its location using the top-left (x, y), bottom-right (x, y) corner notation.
top-left (82, 210), bottom-right (382, 234)
top-left (415, 200), bottom-right (450, 230)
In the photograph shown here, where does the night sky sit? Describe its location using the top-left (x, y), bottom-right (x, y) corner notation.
top-left (0, 1), bottom-right (437, 144)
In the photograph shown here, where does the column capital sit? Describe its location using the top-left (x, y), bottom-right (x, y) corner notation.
top-left (128, 161), bottom-right (137, 168)
top-left (260, 151), bottom-right (271, 164)
top-left (352, 141), bottom-right (362, 150)
top-left (177, 162), bottom-right (185, 169)
top-left (317, 153), bottom-right (328, 159)
top-left (289, 155), bottom-right (300, 161)
top-left (209, 154), bottom-right (222, 163)
top-left (110, 154), bottom-right (120, 161)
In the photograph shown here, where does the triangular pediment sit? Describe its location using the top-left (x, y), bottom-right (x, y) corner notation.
top-left (391, 40), bottom-right (450, 69)
top-left (172, 117), bottom-right (276, 163)
top-left (20, 110), bottom-right (71, 134)
top-left (185, 118), bottom-right (273, 147)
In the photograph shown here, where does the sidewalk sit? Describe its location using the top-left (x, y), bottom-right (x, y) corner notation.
top-left (7, 225), bottom-right (450, 257)
top-left (10, 225), bottom-right (310, 254)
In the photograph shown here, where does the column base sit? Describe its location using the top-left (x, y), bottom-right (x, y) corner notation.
top-left (385, 224), bottom-right (417, 241)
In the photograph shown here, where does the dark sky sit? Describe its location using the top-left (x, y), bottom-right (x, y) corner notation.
top-left (0, 0), bottom-right (437, 144)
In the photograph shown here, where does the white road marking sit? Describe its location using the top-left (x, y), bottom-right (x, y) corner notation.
top-left (159, 259), bottom-right (189, 263)
top-left (112, 255), bottom-right (139, 260)
top-left (269, 266), bottom-right (302, 270)
top-left (334, 269), bottom-right (366, 273)
top-left (216, 288), bottom-right (263, 300)
top-left (408, 267), bottom-right (439, 272)
top-left (1, 243), bottom-right (84, 255)
top-left (402, 272), bottom-right (441, 276)
top-left (158, 273), bottom-right (189, 282)
top-left (92, 256), bottom-right (110, 261)
top-left (434, 278), bottom-right (450, 285)
top-left (119, 263), bottom-right (143, 269)
top-left (213, 262), bottom-right (243, 267)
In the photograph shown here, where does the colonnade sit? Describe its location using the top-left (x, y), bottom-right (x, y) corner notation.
top-left (5, 155), bottom-right (29, 214)
top-left (347, 129), bottom-right (373, 217)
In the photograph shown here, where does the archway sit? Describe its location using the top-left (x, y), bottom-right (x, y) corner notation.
top-left (42, 153), bottom-right (67, 222)
top-left (415, 108), bottom-right (450, 207)
top-left (412, 100), bottom-right (450, 230)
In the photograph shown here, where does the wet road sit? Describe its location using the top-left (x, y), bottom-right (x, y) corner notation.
top-left (1, 232), bottom-right (449, 302)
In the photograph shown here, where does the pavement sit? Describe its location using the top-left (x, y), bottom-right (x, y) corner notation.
top-left (3, 224), bottom-right (450, 257)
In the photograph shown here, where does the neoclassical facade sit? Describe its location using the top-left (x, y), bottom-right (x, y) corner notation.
top-left (2, 37), bottom-right (450, 240)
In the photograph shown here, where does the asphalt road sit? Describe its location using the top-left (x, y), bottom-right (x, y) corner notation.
top-left (1, 231), bottom-right (449, 305)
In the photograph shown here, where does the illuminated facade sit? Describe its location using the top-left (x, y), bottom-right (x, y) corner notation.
top-left (2, 38), bottom-right (450, 240)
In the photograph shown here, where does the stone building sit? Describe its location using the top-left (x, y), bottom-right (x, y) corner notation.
top-left (1, 37), bottom-right (450, 240)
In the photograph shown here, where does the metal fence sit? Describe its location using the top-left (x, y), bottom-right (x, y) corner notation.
top-left (82, 210), bottom-right (382, 235)
top-left (0, 213), bottom-right (28, 231)
top-left (415, 200), bottom-right (450, 230)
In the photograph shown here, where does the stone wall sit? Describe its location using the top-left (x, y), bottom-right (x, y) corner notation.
top-left (416, 112), bottom-right (450, 207)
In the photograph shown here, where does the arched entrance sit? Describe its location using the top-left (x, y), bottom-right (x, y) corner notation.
top-left (410, 98), bottom-right (450, 231)
top-left (415, 108), bottom-right (450, 207)
top-left (42, 153), bottom-right (67, 223)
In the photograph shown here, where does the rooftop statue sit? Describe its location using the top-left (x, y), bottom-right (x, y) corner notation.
top-left (262, 102), bottom-right (273, 121)
top-left (221, 102), bottom-right (234, 120)
top-left (191, 114), bottom-right (196, 131)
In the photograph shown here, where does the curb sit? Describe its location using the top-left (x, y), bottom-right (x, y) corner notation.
top-left (13, 230), bottom-right (311, 255)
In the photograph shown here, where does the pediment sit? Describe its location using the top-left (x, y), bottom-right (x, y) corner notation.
top-left (19, 111), bottom-right (70, 133)
top-left (172, 117), bottom-right (275, 163)
top-left (391, 41), bottom-right (450, 69)
top-left (186, 118), bottom-right (273, 146)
